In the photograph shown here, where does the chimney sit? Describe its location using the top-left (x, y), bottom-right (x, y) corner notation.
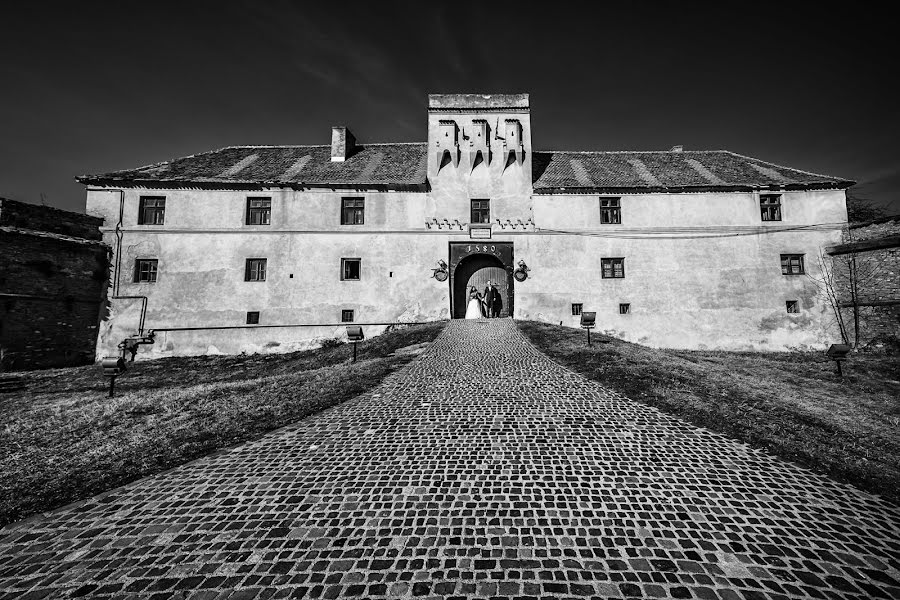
top-left (331, 126), bottom-right (356, 162)
top-left (670, 145), bottom-right (684, 152)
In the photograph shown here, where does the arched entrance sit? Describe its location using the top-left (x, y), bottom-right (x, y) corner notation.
top-left (449, 242), bottom-right (514, 318)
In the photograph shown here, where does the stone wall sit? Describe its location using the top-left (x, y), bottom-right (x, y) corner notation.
top-left (833, 217), bottom-right (900, 347)
top-left (0, 197), bottom-right (103, 240)
top-left (0, 201), bottom-right (108, 370)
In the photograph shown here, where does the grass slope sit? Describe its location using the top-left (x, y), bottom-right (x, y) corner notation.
top-left (518, 320), bottom-right (900, 504)
top-left (0, 322), bottom-right (446, 527)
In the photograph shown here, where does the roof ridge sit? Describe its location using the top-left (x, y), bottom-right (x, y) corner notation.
top-left (722, 150), bottom-right (852, 182)
top-left (218, 142), bottom-right (427, 149)
top-left (534, 149), bottom-right (728, 155)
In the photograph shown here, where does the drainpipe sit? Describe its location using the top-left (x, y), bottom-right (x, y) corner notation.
top-left (104, 188), bottom-right (149, 336)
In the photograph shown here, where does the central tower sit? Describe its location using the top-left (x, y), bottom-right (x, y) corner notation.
top-left (426, 94), bottom-right (533, 206)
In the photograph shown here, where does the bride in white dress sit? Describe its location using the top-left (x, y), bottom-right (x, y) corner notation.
top-left (464, 286), bottom-right (485, 319)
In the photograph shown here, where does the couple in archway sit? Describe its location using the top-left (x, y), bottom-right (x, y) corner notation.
top-left (465, 281), bottom-right (503, 319)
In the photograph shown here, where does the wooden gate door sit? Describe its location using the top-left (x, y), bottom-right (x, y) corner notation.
top-left (453, 255), bottom-right (510, 318)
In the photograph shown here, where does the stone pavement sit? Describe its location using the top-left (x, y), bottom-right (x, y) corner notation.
top-left (1, 319), bottom-right (899, 600)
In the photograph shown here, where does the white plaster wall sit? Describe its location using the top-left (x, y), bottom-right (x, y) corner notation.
top-left (85, 185), bottom-right (849, 358)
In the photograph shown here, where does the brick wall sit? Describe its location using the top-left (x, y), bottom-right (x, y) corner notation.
top-left (0, 197), bottom-right (103, 240)
top-left (0, 204), bottom-right (109, 370)
top-left (834, 217), bottom-right (900, 347)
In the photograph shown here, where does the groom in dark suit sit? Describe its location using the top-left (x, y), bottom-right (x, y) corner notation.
top-left (489, 283), bottom-right (502, 317)
top-left (483, 281), bottom-right (495, 318)
top-left (483, 281), bottom-right (502, 318)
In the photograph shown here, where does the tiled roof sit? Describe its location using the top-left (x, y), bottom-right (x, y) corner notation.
top-left (78, 145), bottom-right (853, 192)
top-left (531, 150), bottom-right (853, 192)
top-left (76, 144), bottom-right (429, 188)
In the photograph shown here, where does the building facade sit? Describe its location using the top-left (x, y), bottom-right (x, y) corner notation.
top-left (79, 94), bottom-right (852, 359)
top-left (0, 198), bottom-right (108, 370)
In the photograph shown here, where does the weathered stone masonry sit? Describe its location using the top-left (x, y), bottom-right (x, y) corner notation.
top-left (828, 216), bottom-right (900, 346)
top-left (0, 198), bottom-right (108, 370)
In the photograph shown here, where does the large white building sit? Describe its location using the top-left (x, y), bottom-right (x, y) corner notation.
top-left (80, 93), bottom-right (852, 359)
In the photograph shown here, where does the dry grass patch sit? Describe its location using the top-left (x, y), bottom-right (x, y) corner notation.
top-left (518, 320), bottom-right (900, 504)
top-left (0, 322), bottom-right (446, 526)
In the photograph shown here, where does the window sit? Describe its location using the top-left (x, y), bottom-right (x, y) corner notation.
top-left (245, 258), bottom-right (267, 281)
top-left (780, 254), bottom-right (805, 275)
top-left (471, 199), bottom-right (490, 224)
top-left (341, 258), bottom-right (361, 281)
top-left (341, 309), bottom-right (355, 323)
top-left (246, 311), bottom-right (260, 324)
top-left (786, 301), bottom-right (799, 314)
top-left (571, 303), bottom-right (583, 316)
top-left (600, 198), bottom-right (621, 224)
top-left (134, 259), bottom-right (158, 283)
top-left (341, 198), bottom-right (365, 225)
top-left (246, 197), bottom-right (271, 225)
top-left (760, 194), bottom-right (782, 221)
top-left (619, 303), bottom-right (631, 314)
top-left (601, 258), bottom-right (625, 279)
top-left (138, 197), bottom-right (165, 225)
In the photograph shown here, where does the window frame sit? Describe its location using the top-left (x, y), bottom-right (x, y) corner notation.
top-left (780, 254), bottom-right (805, 276)
top-left (341, 258), bottom-right (361, 281)
top-left (246, 311), bottom-right (260, 324)
top-left (760, 194), bottom-right (782, 222)
top-left (601, 257), bottom-right (626, 279)
top-left (246, 197), bottom-right (272, 225)
top-left (619, 303), bottom-right (631, 314)
top-left (600, 197), bottom-right (622, 225)
top-left (571, 303), bottom-right (583, 316)
top-left (134, 258), bottom-right (159, 283)
top-left (341, 197), bottom-right (365, 225)
top-left (138, 196), bottom-right (166, 225)
top-left (244, 258), bottom-right (267, 282)
top-left (470, 199), bottom-right (491, 224)
top-left (341, 309), bottom-right (355, 323)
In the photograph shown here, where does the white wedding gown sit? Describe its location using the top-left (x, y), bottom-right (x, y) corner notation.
top-left (464, 296), bottom-right (484, 319)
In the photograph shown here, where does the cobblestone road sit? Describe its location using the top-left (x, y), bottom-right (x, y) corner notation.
top-left (2, 319), bottom-right (899, 600)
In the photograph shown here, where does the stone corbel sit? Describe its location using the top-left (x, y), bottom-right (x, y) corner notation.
top-left (436, 148), bottom-right (459, 170)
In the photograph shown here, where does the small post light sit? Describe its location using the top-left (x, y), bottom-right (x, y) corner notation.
top-left (101, 356), bottom-right (127, 398)
top-left (580, 311), bottom-right (596, 347)
top-left (346, 325), bottom-right (365, 362)
top-left (826, 343), bottom-right (851, 377)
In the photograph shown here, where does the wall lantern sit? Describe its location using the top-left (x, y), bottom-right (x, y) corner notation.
top-left (101, 356), bottom-right (127, 397)
top-left (432, 259), bottom-right (449, 282)
top-left (513, 259), bottom-right (530, 282)
top-left (346, 325), bottom-right (365, 362)
top-left (580, 311), bottom-right (596, 347)
top-left (826, 343), bottom-right (851, 376)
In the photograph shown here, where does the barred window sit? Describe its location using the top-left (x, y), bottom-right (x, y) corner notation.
top-left (600, 197), bottom-right (621, 224)
top-left (471, 199), bottom-right (490, 224)
top-left (341, 309), bottom-right (355, 323)
top-left (571, 303), bottom-right (583, 316)
top-left (246, 311), bottom-right (260, 324)
top-left (619, 303), bottom-right (631, 314)
top-left (786, 300), bottom-right (799, 313)
top-left (341, 258), bottom-right (361, 281)
top-left (761, 194), bottom-right (782, 221)
top-left (780, 254), bottom-right (804, 275)
top-left (341, 198), bottom-right (365, 225)
top-left (134, 259), bottom-right (158, 283)
top-left (246, 197), bottom-right (271, 225)
top-left (138, 197), bottom-right (165, 225)
top-left (245, 258), bottom-right (267, 281)
top-left (601, 258), bottom-right (625, 279)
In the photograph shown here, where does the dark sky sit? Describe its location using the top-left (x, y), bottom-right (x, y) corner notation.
top-left (2, 2), bottom-right (897, 215)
